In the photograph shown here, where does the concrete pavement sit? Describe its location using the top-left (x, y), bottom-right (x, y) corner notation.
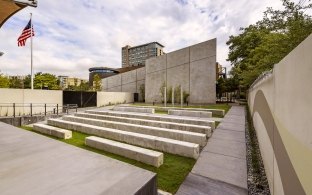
top-left (0, 122), bottom-right (157, 195)
top-left (176, 106), bottom-right (248, 195)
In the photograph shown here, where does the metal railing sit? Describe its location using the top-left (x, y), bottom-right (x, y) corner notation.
top-left (0, 103), bottom-right (78, 117)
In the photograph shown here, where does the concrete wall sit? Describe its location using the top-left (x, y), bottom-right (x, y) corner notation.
top-left (145, 38), bottom-right (216, 104)
top-left (0, 89), bottom-right (62, 117)
top-left (102, 67), bottom-right (145, 101)
top-left (97, 92), bottom-right (134, 107)
top-left (248, 34), bottom-right (312, 195)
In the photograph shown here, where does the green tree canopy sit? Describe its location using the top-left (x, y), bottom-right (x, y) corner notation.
top-left (227, 0), bottom-right (312, 89)
top-left (34, 72), bottom-right (60, 90)
top-left (0, 73), bottom-right (9, 88)
top-left (93, 74), bottom-right (102, 91)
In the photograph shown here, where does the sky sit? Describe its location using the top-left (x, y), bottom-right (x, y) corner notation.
top-left (0, 0), bottom-right (291, 79)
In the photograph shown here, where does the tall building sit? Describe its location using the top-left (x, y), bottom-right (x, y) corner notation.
top-left (122, 42), bottom-right (164, 68)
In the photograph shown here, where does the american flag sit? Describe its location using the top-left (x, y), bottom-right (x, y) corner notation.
top-left (17, 19), bottom-right (34, 47)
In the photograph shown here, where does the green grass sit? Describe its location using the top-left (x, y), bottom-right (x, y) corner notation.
top-left (21, 126), bottom-right (195, 194)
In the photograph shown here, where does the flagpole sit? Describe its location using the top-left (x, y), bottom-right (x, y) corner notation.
top-left (30, 13), bottom-right (33, 90)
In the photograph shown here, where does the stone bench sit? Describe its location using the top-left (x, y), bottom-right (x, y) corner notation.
top-left (118, 105), bottom-right (225, 116)
top-left (85, 136), bottom-right (164, 167)
top-left (75, 112), bottom-right (211, 137)
top-left (33, 123), bottom-right (72, 139)
top-left (113, 106), bottom-right (155, 114)
top-left (86, 110), bottom-right (215, 129)
top-left (62, 115), bottom-right (207, 146)
top-left (168, 110), bottom-right (212, 118)
top-left (47, 119), bottom-right (200, 159)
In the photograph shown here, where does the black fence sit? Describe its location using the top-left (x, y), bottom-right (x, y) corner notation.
top-left (63, 91), bottom-right (97, 108)
top-left (0, 103), bottom-right (78, 117)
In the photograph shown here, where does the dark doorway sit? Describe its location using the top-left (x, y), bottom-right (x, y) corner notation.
top-left (134, 93), bottom-right (139, 102)
top-left (63, 91), bottom-right (97, 108)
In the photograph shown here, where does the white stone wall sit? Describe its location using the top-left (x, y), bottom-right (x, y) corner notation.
top-left (97, 92), bottom-right (134, 107)
top-left (0, 89), bottom-right (62, 116)
top-left (248, 34), bottom-right (312, 195)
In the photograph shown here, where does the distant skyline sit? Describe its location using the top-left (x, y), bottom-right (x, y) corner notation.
top-left (0, 0), bottom-right (290, 79)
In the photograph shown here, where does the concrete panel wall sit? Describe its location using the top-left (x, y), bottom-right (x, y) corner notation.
top-left (145, 70), bottom-right (166, 102)
top-left (248, 34), bottom-right (312, 195)
top-left (97, 92), bottom-right (134, 107)
top-left (107, 74), bottom-right (121, 89)
top-left (122, 82), bottom-right (137, 93)
top-left (102, 67), bottom-right (145, 101)
top-left (0, 89), bottom-right (62, 117)
top-left (145, 38), bottom-right (216, 103)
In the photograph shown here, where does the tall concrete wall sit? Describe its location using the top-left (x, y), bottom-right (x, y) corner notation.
top-left (0, 89), bottom-right (62, 117)
top-left (145, 38), bottom-right (216, 104)
top-left (102, 67), bottom-right (145, 101)
top-left (248, 34), bottom-right (312, 195)
top-left (97, 92), bottom-right (134, 107)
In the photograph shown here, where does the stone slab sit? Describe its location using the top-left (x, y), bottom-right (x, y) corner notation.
top-left (176, 173), bottom-right (247, 195)
top-left (62, 115), bottom-right (207, 147)
top-left (212, 129), bottom-right (245, 143)
top-left (168, 110), bottom-right (212, 118)
top-left (202, 138), bottom-right (246, 159)
top-left (0, 122), bottom-right (157, 195)
top-left (86, 110), bottom-right (215, 129)
top-left (33, 123), bottom-right (72, 139)
top-left (113, 106), bottom-right (155, 113)
top-left (191, 152), bottom-right (247, 189)
top-left (118, 105), bottom-right (225, 116)
top-left (85, 136), bottom-right (163, 167)
top-left (218, 122), bottom-right (245, 132)
top-left (75, 112), bottom-right (211, 136)
top-left (47, 119), bottom-right (200, 159)
top-left (222, 117), bottom-right (245, 125)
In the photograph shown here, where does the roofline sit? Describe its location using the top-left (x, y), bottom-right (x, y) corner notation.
top-left (88, 67), bottom-right (118, 72)
top-left (124, 42), bottom-right (164, 50)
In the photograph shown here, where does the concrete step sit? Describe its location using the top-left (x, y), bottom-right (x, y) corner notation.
top-left (86, 110), bottom-right (215, 129)
top-left (62, 115), bottom-right (207, 147)
top-left (168, 109), bottom-right (212, 118)
top-left (33, 123), bottom-right (72, 139)
top-left (113, 106), bottom-right (155, 113)
top-left (85, 136), bottom-right (163, 167)
top-left (75, 112), bottom-right (211, 137)
top-left (47, 119), bottom-right (200, 159)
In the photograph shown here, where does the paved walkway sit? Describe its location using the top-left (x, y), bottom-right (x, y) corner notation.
top-left (0, 122), bottom-right (157, 195)
top-left (176, 106), bottom-right (247, 195)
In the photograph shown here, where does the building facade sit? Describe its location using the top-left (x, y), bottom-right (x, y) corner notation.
top-left (103, 38), bottom-right (217, 104)
top-left (122, 42), bottom-right (164, 68)
top-left (58, 76), bottom-right (87, 89)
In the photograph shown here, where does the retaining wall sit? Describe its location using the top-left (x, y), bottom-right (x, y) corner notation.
top-left (248, 34), bottom-right (312, 195)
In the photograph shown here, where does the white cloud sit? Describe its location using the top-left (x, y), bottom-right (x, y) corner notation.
top-left (0, 0), bottom-right (288, 79)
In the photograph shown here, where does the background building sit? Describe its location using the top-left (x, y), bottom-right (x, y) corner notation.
top-left (58, 76), bottom-right (87, 89)
top-left (122, 42), bottom-right (164, 68)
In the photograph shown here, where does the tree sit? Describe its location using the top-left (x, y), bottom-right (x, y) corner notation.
top-left (34, 72), bottom-right (60, 90)
top-left (0, 73), bottom-right (9, 88)
top-left (227, 0), bottom-right (312, 89)
top-left (93, 74), bottom-right (102, 91)
top-left (9, 76), bottom-right (23, 88)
